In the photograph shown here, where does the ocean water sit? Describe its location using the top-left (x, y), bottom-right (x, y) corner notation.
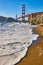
top-left (0, 22), bottom-right (39, 65)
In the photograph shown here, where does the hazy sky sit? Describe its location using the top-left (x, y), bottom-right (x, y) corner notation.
top-left (0, 0), bottom-right (43, 18)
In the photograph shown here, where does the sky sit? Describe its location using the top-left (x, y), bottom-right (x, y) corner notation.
top-left (0, 0), bottom-right (43, 18)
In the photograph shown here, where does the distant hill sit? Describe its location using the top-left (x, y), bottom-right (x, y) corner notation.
top-left (0, 16), bottom-right (16, 22)
top-left (0, 16), bottom-right (28, 23)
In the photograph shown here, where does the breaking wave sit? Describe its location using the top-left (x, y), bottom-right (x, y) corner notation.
top-left (0, 22), bottom-right (39, 65)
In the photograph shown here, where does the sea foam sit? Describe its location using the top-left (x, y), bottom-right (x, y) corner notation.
top-left (0, 22), bottom-right (39, 65)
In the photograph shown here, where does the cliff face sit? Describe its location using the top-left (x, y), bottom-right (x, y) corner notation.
top-left (0, 16), bottom-right (16, 22)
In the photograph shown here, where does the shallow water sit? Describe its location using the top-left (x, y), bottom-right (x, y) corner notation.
top-left (0, 22), bottom-right (39, 65)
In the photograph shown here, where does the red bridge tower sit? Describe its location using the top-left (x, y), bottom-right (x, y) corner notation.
top-left (22, 4), bottom-right (25, 22)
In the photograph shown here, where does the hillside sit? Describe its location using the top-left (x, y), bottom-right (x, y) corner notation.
top-left (0, 16), bottom-right (16, 22)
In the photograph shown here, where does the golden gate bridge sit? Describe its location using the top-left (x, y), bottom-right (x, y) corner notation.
top-left (16, 4), bottom-right (30, 22)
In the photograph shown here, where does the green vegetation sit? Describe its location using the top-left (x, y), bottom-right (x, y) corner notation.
top-left (41, 32), bottom-right (43, 38)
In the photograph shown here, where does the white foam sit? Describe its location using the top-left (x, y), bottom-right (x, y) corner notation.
top-left (0, 22), bottom-right (39, 65)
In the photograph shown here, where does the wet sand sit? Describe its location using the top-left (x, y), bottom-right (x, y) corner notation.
top-left (17, 25), bottom-right (43, 65)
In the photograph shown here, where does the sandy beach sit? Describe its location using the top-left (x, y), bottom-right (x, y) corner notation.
top-left (17, 25), bottom-right (43, 65)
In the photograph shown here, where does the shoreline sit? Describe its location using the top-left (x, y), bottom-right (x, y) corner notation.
top-left (17, 25), bottom-right (43, 65)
